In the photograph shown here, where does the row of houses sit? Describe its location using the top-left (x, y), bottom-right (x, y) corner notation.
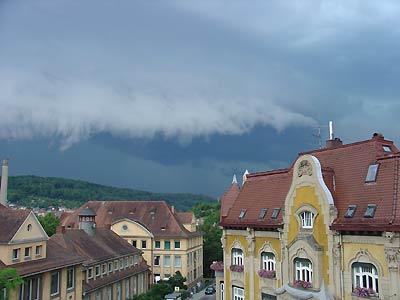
top-left (0, 161), bottom-right (204, 300)
top-left (216, 132), bottom-right (400, 300)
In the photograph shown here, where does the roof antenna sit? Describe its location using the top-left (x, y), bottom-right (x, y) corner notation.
top-left (329, 120), bottom-right (334, 140)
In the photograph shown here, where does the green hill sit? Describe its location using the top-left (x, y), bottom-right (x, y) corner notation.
top-left (7, 175), bottom-right (216, 211)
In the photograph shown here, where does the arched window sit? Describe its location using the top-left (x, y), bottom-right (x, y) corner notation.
top-left (300, 211), bottom-right (315, 228)
top-left (294, 258), bottom-right (313, 283)
top-left (261, 252), bottom-right (276, 271)
top-left (232, 248), bottom-right (243, 265)
top-left (352, 263), bottom-right (379, 293)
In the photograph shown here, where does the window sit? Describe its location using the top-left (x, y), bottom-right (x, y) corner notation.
top-left (50, 272), bottom-right (60, 296)
top-left (96, 291), bottom-right (102, 300)
top-left (67, 268), bottom-right (75, 290)
top-left (164, 241), bottom-right (171, 250)
top-left (125, 257), bottom-right (129, 268)
top-left (116, 282), bottom-right (121, 300)
top-left (131, 240), bottom-right (137, 247)
top-left (345, 205), bottom-right (357, 218)
top-left (107, 286), bottom-right (112, 300)
top-left (141, 240), bottom-right (147, 249)
top-left (95, 265), bottom-right (100, 277)
top-left (174, 241), bottom-right (180, 249)
top-left (125, 279), bottom-right (130, 299)
top-left (27, 224), bottom-right (32, 231)
top-left (300, 211), bottom-right (315, 228)
top-left (155, 240), bottom-right (161, 248)
top-left (233, 286), bottom-right (244, 300)
top-left (120, 259), bottom-right (124, 269)
top-left (12, 248), bottom-right (20, 261)
top-left (122, 225), bottom-right (128, 231)
top-left (220, 282), bottom-right (224, 300)
top-left (35, 245), bottom-right (42, 257)
top-left (102, 264), bottom-right (107, 274)
top-left (232, 248), bottom-right (243, 265)
top-left (108, 262), bottom-right (113, 273)
top-left (352, 263), bottom-right (379, 294)
top-left (259, 208), bottom-right (268, 219)
top-left (20, 276), bottom-right (41, 300)
top-left (364, 204), bottom-right (377, 218)
top-left (366, 163), bottom-right (379, 182)
top-left (24, 247), bottom-right (31, 259)
top-left (383, 145), bottom-right (391, 152)
top-left (294, 258), bottom-right (312, 283)
top-left (88, 267), bottom-right (94, 279)
top-left (174, 256), bottom-right (182, 268)
top-left (114, 260), bottom-right (118, 270)
top-left (130, 256), bottom-right (134, 266)
top-left (271, 208), bottom-right (280, 219)
top-left (261, 252), bottom-right (276, 271)
top-left (154, 255), bottom-right (161, 266)
top-left (238, 208), bottom-right (247, 219)
top-left (164, 255), bottom-right (171, 267)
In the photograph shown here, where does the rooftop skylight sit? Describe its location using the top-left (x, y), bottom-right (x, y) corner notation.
top-left (364, 204), bottom-right (377, 218)
top-left (238, 208), bottom-right (247, 219)
top-left (259, 208), bottom-right (268, 219)
top-left (365, 163), bottom-right (379, 183)
top-left (383, 145), bottom-right (392, 152)
top-left (344, 205), bottom-right (357, 218)
top-left (271, 208), bottom-right (280, 219)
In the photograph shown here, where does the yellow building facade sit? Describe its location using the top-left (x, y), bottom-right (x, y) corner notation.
top-left (218, 134), bottom-right (400, 300)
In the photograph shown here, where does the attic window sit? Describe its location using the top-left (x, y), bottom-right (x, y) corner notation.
top-left (259, 208), bottom-right (268, 219)
top-left (238, 209), bottom-right (247, 219)
top-left (344, 205), bottom-right (357, 218)
top-left (383, 145), bottom-right (391, 152)
top-left (271, 208), bottom-right (280, 219)
top-left (364, 204), bottom-right (377, 218)
top-left (365, 163), bottom-right (379, 182)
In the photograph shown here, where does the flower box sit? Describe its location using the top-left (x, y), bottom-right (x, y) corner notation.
top-left (230, 264), bottom-right (244, 273)
top-left (293, 280), bottom-right (312, 289)
top-left (210, 261), bottom-right (224, 272)
top-left (353, 287), bottom-right (377, 298)
top-left (257, 269), bottom-right (276, 279)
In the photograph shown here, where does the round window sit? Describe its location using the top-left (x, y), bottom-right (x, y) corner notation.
top-left (122, 225), bottom-right (128, 231)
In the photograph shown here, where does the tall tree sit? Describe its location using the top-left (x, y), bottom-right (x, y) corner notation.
top-left (37, 213), bottom-right (60, 236)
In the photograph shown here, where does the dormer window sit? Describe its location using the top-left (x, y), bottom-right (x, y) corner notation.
top-left (259, 208), bottom-right (268, 219)
top-left (238, 209), bottom-right (247, 219)
top-left (344, 205), bottom-right (357, 218)
top-left (366, 163), bottom-right (379, 182)
top-left (383, 145), bottom-right (391, 152)
top-left (364, 204), bottom-right (377, 218)
top-left (271, 208), bottom-right (280, 219)
top-left (300, 211), bottom-right (315, 228)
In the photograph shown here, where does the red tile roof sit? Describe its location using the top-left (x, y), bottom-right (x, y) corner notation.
top-left (176, 212), bottom-right (194, 224)
top-left (61, 201), bottom-right (202, 238)
top-left (220, 134), bottom-right (400, 231)
top-left (220, 182), bottom-right (240, 222)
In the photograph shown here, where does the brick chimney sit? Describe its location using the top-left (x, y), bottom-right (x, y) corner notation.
top-left (326, 138), bottom-right (343, 149)
top-left (56, 226), bottom-right (66, 234)
top-left (372, 132), bottom-right (385, 140)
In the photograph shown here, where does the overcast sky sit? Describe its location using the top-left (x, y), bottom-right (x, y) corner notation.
top-left (1, 0), bottom-right (400, 198)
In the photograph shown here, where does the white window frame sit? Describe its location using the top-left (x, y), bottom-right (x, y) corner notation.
top-left (50, 272), bottom-right (60, 296)
top-left (107, 286), bottom-right (112, 300)
top-left (88, 267), bottom-right (94, 279)
top-left (108, 262), bottom-right (113, 273)
top-left (233, 286), bottom-right (244, 300)
top-left (220, 282), bottom-right (224, 300)
top-left (12, 248), bottom-right (20, 261)
top-left (164, 255), bottom-right (171, 267)
top-left (35, 245), bottom-right (42, 257)
top-left (232, 248), bottom-right (243, 266)
top-left (125, 278), bottom-right (130, 299)
top-left (174, 255), bottom-right (182, 268)
top-left (67, 267), bottom-right (75, 290)
top-left (174, 240), bottom-right (181, 249)
top-left (261, 252), bottom-right (276, 271)
top-left (295, 258), bottom-right (313, 283)
top-left (352, 263), bottom-right (379, 293)
top-left (116, 282), bottom-right (121, 300)
top-left (300, 211), bottom-right (315, 228)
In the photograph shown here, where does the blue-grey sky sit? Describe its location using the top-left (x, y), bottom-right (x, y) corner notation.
top-left (1, 0), bottom-right (400, 197)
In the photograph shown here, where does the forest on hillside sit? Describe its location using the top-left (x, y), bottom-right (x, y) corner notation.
top-left (7, 175), bottom-right (216, 211)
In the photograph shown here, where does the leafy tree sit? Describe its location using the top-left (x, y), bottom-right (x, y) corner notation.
top-left (167, 271), bottom-right (187, 291)
top-left (0, 268), bottom-right (24, 300)
top-left (192, 202), bottom-right (222, 278)
top-left (37, 213), bottom-right (60, 236)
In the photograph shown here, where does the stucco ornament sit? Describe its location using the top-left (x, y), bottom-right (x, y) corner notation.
top-left (385, 247), bottom-right (399, 269)
top-left (298, 160), bottom-right (313, 177)
top-left (246, 235), bottom-right (255, 256)
top-left (332, 244), bottom-right (341, 265)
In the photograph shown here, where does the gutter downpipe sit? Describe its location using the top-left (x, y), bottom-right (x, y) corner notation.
top-left (340, 233), bottom-right (344, 300)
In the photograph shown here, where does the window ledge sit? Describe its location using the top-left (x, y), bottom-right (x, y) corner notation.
top-left (351, 293), bottom-right (379, 299)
